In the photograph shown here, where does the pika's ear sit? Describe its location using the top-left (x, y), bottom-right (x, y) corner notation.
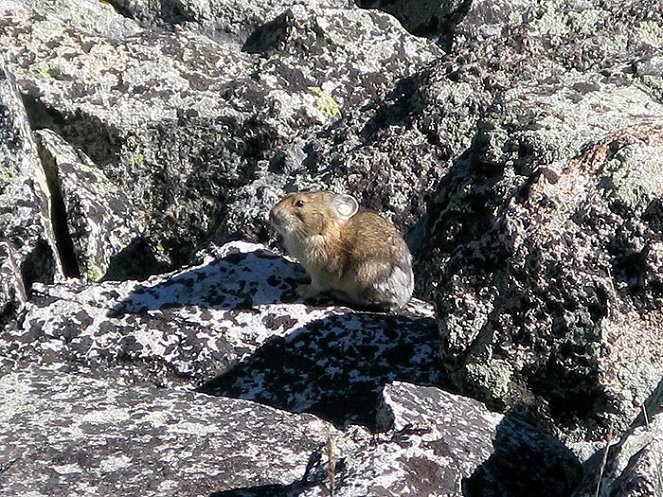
top-left (333, 194), bottom-right (359, 220)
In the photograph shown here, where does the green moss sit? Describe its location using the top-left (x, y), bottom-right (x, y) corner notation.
top-left (308, 86), bottom-right (341, 118)
top-left (1, 169), bottom-right (17, 181)
top-left (131, 153), bottom-right (145, 168)
top-left (86, 266), bottom-right (105, 282)
top-left (465, 357), bottom-right (514, 400)
top-left (37, 63), bottom-right (51, 78)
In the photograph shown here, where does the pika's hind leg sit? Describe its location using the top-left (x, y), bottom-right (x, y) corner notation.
top-left (354, 259), bottom-right (414, 311)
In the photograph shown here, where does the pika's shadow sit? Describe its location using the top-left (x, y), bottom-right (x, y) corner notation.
top-left (198, 310), bottom-right (447, 430)
top-left (108, 247), bottom-right (308, 317)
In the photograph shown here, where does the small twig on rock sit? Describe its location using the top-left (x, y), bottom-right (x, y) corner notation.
top-left (326, 433), bottom-right (337, 497)
top-left (594, 422), bottom-right (614, 497)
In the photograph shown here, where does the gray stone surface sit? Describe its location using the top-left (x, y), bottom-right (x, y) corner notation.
top-left (298, 381), bottom-right (506, 497)
top-left (413, 0), bottom-right (663, 447)
top-left (1, 0), bottom-right (663, 494)
top-left (0, 65), bottom-right (61, 325)
top-left (0, 366), bottom-right (581, 497)
top-left (0, 239), bottom-right (582, 495)
top-left (0, 365), bottom-right (332, 497)
top-left (1, 0), bottom-right (440, 272)
top-left (35, 129), bottom-right (144, 282)
top-left (1, 242), bottom-right (440, 406)
top-left (573, 395), bottom-right (663, 497)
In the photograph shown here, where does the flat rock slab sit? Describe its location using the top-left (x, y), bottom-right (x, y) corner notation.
top-left (0, 366), bottom-right (332, 497)
top-left (0, 369), bottom-right (511, 497)
top-left (1, 241), bottom-right (443, 429)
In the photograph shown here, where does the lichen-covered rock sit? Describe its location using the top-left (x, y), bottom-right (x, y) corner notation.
top-left (297, 381), bottom-right (504, 497)
top-left (19, 0), bottom-right (143, 38)
top-left (108, 0), bottom-right (307, 46)
top-left (283, 382), bottom-right (578, 497)
top-left (0, 238), bottom-right (581, 495)
top-left (198, 295), bottom-right (443, 428)
top-left (0, 365), bottom-right (333, 497)
top-left (1, 241), bottom-right (441, 410)
top-left (413, 0), bottom-right (663, 446)
top-left (35, 129), bottom-right (145, 281)
top-left (1, 0), bottom-right (441, 273)
top-left (0, 367), bottom-right (579, 496)
top-left (464, 411), bottom-right (583, 497)
top-left (0, 65), bottom-right (61, 324)
top-left (573, 398), bottom-right (663, 497)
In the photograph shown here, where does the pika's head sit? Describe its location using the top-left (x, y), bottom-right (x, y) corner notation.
top-left (270, 191), bottom-right (359, 241)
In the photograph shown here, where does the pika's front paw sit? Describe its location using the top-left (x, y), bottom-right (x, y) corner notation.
top-left (296, 284), bottom-right (322, 299)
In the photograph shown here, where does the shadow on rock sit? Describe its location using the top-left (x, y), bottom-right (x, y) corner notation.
top-left (198, 311), bottom-right (448, 430)
top-left (210, 483), bottom-right (297, 497)
top-left (463, 411), bottom-right (582, 497)
top-left (108, 246), bottom-right (306, 317)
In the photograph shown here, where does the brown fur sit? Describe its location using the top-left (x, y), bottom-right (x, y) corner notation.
top-left (270, 191), bottom-right (414, 311)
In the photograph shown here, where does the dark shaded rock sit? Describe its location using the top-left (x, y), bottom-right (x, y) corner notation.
top-left (412, 0), bottom-right (663, 448)
top-left (0, 65), bottom-right (61, 324)
top-left (295, 382), bottom-right (580, 497)
top-left (465, 412), bottom-right (583, 497)
top-left (358, 0), bottom-right (469, 39)
top-left (0, 237), bottom-right (580, 496)
top-left (572, 379), bottom-right (663, 497)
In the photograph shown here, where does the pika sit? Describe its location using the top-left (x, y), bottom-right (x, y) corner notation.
top-left (269, 191), bottom-right (414, 311)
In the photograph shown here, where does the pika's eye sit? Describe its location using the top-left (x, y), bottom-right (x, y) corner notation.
top-left (294, 199), bottom-right (305, 208)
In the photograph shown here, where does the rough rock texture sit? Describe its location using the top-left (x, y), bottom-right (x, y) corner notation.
top-left (219, 381), bottom-right (506, 497)
top-left (0, 66), bottom-right (61, 325)
top-left (2, 0), bottom-right (663, 494)
top-left (0, 368), bottom-right (581, 497)
top-left (0, 241), bottom-right (585, 495)
top-left (0, 240), bottom-right (582, 496)
top-left (1, 242), bottom-right (441, 410)
top-left (0, 365), bottom-right (333, 497)
top-left (572, 387), bottom-right (663, 497)
top-left (0, 0), bottom-right (441, 271)
top-left (413, 0), bottom-right (663, 446)
top-left (35, 129), bottom-right (145, 281)
top-left (109, 0), bottom-right (317, 47)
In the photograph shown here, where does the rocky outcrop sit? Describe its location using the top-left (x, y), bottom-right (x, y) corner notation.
top-left (0, 365), bottom-right (331, 497)
top-left (1, 241), bottom-right (441, 405)
top-left (412, 0), bottom-right (663, 451)
top-left (0, 0), bottom-right (441, 273)
top-left (0, 241), bottom-right (582, 495)
top-left (35, 129), bottom-right (145, 281)
top-left (0, 66), bottom-right (61, 325)
top-left (1, 0), bottom-right (663, 494)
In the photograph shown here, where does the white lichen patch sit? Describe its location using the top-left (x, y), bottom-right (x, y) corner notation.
top-left (52, 463), bottom-right (84, 475)
top-left (97, 454), bottom-right (133, 473)
top-left (81, 407), bottom-right (131, 425)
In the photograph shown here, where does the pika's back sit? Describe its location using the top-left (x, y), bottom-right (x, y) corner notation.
top-left (341, 209), bottom-right (407, 258)
top-left (340, 210), bottom-right (414, 310)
